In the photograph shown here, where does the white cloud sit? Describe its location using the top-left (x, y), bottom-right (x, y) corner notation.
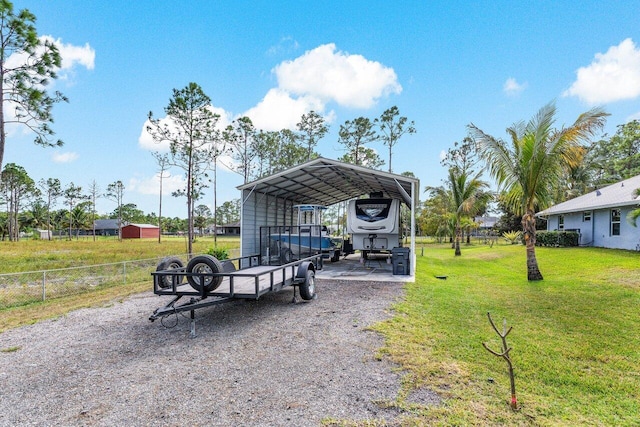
top-left (266, 36), bottom-right (300, 56)
top-left (627, 111), bottom-right (640, 122)
top-left (138, 119), bottom-right (162, 151)
top-left (128, 173), bottom-right (185, 196)
top-left (139, 43), bottom-right (400, 147)
top-left (563, 38), bottom-right (640, 104)
top-left (503, 77), bottom-right (526, 96)
top-left (273, 43), bottom-right (402, 109)
top-left (42, 36), bottom-right (95, 71)
top-left (243, 88), bottom-right (326, 131)
top-left (4, 36), bottom-right (95, 83)
top-left (138, 106), bottom-right (232, 151)
top-left (1, 36), bottom-right (94, 133)
top-left (52, 151), bottom-right (78, 163)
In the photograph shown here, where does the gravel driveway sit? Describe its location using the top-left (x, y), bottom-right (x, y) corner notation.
top-left (0, 279), bottom-right (433, 426)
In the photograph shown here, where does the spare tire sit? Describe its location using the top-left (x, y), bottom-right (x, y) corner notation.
top-left (186, 255), bottom-right (223, 292)
top-left (155, 257), bottom-right (184, 289)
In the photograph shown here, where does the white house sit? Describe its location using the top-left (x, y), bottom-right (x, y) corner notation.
top-left (536, 174), bottom-right (640, 250)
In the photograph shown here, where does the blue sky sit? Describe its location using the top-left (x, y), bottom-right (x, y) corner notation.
top-left (6, 1), bottom-right (640, 218)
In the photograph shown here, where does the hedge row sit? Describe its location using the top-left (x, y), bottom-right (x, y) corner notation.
top-left (535, 231), bottom-right (579, 247)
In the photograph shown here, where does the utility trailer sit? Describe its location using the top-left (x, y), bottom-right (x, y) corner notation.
top-left (149, 253), bottom-right (320, 337)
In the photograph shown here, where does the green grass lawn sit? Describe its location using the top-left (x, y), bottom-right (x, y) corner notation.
top-left (0, 235), bottom-right (240, 272)
top-left (373, 244), bottom-right (640, 426)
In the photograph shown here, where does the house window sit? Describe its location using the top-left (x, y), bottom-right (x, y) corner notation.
top-left (611, 209), bottom-right (621, 236)
top-left (558, 215), bottom-right (564, 231)
top-left (583, 211), bottom-right (591, 222)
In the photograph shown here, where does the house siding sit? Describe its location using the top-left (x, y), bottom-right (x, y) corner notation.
top-left (546, 211), bottom-right (593, 245)
top-left (546, 207), bottom-right (640, 250)
top-left (538, 174), bottom-right (640, 251)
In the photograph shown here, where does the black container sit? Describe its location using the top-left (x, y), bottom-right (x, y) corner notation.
top-left (391, 247), bottom-right (410, 275)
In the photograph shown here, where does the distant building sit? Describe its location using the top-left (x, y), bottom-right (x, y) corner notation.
top-left (474, 216), bottom-right (498, 231)
top-left (537, 174), bottom-right (640, 250)
top-left (121, 223), bottom-right (160, 239)
top-left (37, 229), bottom-right (52, 240)
top-left (205, 222), bottom-right (241, 235)
top-left (94, 219), bottom-right (120, 236)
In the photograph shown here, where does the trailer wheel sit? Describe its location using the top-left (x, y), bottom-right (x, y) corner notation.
top-left (186, 255), bottom-right (223, 292)
top-left (156, 257), bottom-right (184, 288)
top-left (299, 269), bottom-right (316, 300)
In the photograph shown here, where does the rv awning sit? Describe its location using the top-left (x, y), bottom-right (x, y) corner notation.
top-left (236, 157), bottom-right (420, 206)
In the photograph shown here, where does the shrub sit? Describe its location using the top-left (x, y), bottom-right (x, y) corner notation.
top-left (536, 231), bottom-right (579, 247)
top-left (206, 247), bottom-right (229, 260)
top-left (502, 230), bottom-right (522, 244)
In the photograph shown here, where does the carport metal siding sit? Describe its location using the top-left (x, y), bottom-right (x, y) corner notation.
top-left (241, 190), bottom-right (296, 257)
top-left (238, 157), bottom-right (420, 276)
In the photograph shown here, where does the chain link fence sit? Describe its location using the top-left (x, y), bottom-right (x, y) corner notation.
top-left (0, 250), bottom-right (240, 310)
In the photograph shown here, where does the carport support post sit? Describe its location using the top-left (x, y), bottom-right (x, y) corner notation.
top-left (410, 181), bottom-right (416, 276)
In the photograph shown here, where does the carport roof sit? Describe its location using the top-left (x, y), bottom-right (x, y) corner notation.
top-left (237, 157), bottom-right (420, 206)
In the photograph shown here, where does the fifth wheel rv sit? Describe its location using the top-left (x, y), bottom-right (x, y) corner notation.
top-left (346, 197), bottom-right (401, 257)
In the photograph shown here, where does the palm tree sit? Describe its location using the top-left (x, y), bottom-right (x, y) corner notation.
top-left (469, 102), bottom-right (608, 280)
top-left (447, 169), bottom-right (490, 256)
top-left (69, 204), bottom-right (91, 239)
top-left (628, 188), bottom-right (640, 226)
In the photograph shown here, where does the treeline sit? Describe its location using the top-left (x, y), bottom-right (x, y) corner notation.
top-left (417, 114), bottom-right (640, 247)
top-left (0, 163), bottom-right (242, 241)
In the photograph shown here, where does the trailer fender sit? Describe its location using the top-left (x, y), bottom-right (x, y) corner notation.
top-left (295, 260), bottom-right (315, 281)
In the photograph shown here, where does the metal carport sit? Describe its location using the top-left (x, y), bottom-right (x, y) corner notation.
top-left (236, 157), bottom-right (420, 277)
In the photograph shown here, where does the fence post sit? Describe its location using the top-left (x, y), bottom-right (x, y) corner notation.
top-left (42, 271), bottom-right (46, 301)
top-left (123, 261), bottom-right (127, 284)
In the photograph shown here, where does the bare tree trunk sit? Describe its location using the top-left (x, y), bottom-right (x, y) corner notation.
top-left (158, 176), bottom-right (162, 244)
top-left (483, 312), bottom-right (518, 410)
top-left (522, 211), bottom-right (543, 281)
top-left (455, 225), bottom-right (461, 256)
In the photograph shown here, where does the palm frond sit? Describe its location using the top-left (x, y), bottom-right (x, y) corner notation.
top-left (627, 208), bottom-right (640, 227)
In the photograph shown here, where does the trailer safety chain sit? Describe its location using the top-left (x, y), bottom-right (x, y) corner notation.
top-left (159, 306), bottom-right (180, 329)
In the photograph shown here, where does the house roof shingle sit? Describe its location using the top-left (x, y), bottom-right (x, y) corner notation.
top-left (537, 174), bottom-right (640, 216)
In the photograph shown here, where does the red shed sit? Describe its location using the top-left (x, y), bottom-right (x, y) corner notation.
top-left (121, 223), bottom-right (160, 239)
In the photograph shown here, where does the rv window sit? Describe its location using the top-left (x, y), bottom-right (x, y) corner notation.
top-left (355, 199), bottom-right (391, 222)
